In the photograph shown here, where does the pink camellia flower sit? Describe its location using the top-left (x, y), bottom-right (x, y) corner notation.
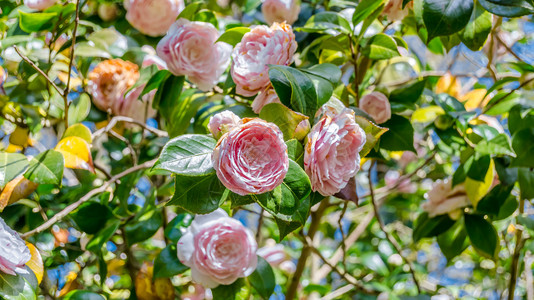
top-left (157, 19), bottom-right (232, 91)
top-left (252, 86), bottom-right (282, 114)
top-left (304, 108), bottom-right (366, 196)
top-left (262, 0), bottom-right (300, 25)
top-left (24, 0), bottom-right (56, 10)
top-left (125, 0), bottom-right (184, 37)
top-left (231, 22), bottom-right (297, 97)
top-left (422, 179), bottom-right (469, 218)
top-left (359, 92), bottom-right (392, 124)
top-left (177, 209), bottom-right (258, 288)
top-left (212, 118), bottom-right (289, 195)
top-left (383, 0), bottom-right (413, 22)
top-left (208, 111), bottom-right (242, 139)
top-left (0, 217), bottom-right (31, 275)
top-left (257, 240), bottom-right (295, 273)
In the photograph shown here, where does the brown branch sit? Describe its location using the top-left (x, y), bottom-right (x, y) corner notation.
top-left (368, 161), bottom-right (421, 294)
top-left (21, 159), bottom-right (156, 239)
top-left (507, 197), bottom-right (526, 300)
top-left (92, 116), bottom-right (168, 139)
top-left (109, 129), bottom-right (138, 165)
top-left (13, 46), bottom-right (64, 97)
top-left (63, 0), bottom-right (82, 126)
top-left (482, 76), bottom-right (534, 114)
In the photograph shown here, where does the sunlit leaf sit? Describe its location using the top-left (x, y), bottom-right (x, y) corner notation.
top-left (55, 136), bottom-right (94, 172)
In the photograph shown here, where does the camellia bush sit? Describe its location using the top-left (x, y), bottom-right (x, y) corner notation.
top-left (1, 0), bottom-right (534, 298)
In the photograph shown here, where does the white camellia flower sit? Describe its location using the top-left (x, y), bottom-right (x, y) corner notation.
top-left (422, 179), bottom-right (470, 218)
top-left (0, 217), bottom-right (31, 275)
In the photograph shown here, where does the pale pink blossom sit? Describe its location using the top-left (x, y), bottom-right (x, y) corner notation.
top-left (304, 108), bottom-right (366, 196)
top-left (208, 111), bottom-right (242, 139)
top-left (383, 0), bottom-right (412, 22)
top-left (98, 2), bottom-right (119, 22)
top-left (24, 0), bottom-right (56, 10)
top-left (125, 0), bottom-right (184, 37)
top-left (231, 22), bottom-right (297, 97)
top-left (177, 209), bottom-right (258, 288)
top-left (252, 86), bottom-right (281, 113)
top-left (157, 19), bottom-right (232, 91)
top-left (422, 179), bottom-right (469, 218)
top-left (262, 0), bottom-right (300, 25)
top-left (0, 217), bottom-right (31, 275)
top-left (294, 119), bottom-right (310, 141)
top-left (257, 240), bottom-right (296, 273)
top-left (359, 92), bottom-right (391, 124)
top-left (212, 118), bottom-right (289, 195)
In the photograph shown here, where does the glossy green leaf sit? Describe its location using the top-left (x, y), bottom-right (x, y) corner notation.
top-left (141, 70), bottom-right (172, 97)
top-left (169, 173), bottom-right (226, 214)
top-left (475, 133), bottom-right (516, 157)
top-left (302, 12), bottom-right (352, 34)
top-left (68, 94), bottom-right (91, 126)
top-left (63, 290), bottom-right (106, 300)
top-left (248, 256), bottom-right (275, 299)
top-left (459, 2), bottom-right (492, 51)
top-left (413, 212), bottom-right (456, 242)
top-left (153, 134), bottom-right (217, 176)
top-left (379, 115), bottom-right (416, 152)
top-left (362, 34), bottom-right (400, 60)
top-left (286, 139), bottom-right (304, 165)
top-left (518, 168), bottom-right (534, 200)
top-left (437, 220), bottom-right (469, 261)
top-left (259, 103), bottom-right (308, 140)
top-left (124, 208), bottom-right (163, 245)
top-left (476, 184), bottom-right (514, 216)
top-left (154, 244), bottom-right (188, 279)
top-left (479, 0), bottom-right (534, 17)
top-left (0, 266), bottom-right (38, 300)
top-left (18, 11), bottom-right (57, 32)
top-left (71, 202), bottom-right (112, 234)
top-left (164, 214), bottom-right (193, 243)
top-left (353, 0), bottom-right (385, 25)
top-left (212, 278), bottom-right (246, 300)
top-left (360, 253), bottom-right (389, 276)
top-left (352, 115), bottom-right (388, 157)
top-left (464, 214), bottom-right (498, 258)
top-left (216, 27), bottom-right (251, 46)
top-left (511, 128), bottom-right (534, 168)
top-left (389, 79), bottom-right (426, 112)
top-left (24, 150), bottom-right (64, 185)
top-left (423, 0), bottom-right (474, 40)
top-left (0, 153), bottom-right (29, 188)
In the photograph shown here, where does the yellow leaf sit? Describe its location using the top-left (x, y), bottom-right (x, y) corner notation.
top-left (411, 106), bottom-right (445, 123)
top-left (64, 123), bottom-right (93, 143)
top-left (466, 159), bottom-right (495, 208)
top-left (25, 243), bottom-right (44, 284)
top-left (135, 262), bottom-right (175, 300)
top-left (4, 144), bottom-right (23, 153)
top-left (460, 89), bottom-right (490, 111)
top-left (436, 72), bottom-right (461, 98)
top-left (55, 136), bottom-right (94, 172)
top-left (57, 72), bottom-right (82, 90)
top-left (9, 126), bottom-right (30, 147)
top-left (0, 175), bottom-right (38, 211)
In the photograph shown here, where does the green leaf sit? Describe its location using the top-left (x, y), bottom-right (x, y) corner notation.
top-left (476, 184), bottom-right (514, 216)
top-left (248, 256), bottom-right (275, 299)
top-left (63, 290), bottom-right (106, 300)
top-left (286, 139), bottom-right (304, 165)
top-left (164, 214), bottom-right (193, 243)
top-left (423, 0), bottom-right (474, 41)
top-left (18, 11), bottom-right (57, 32)
top-left (259, 103), bottom-right (309, 140)
top-left (124, 208), bottom-right (163, 245)
top-left (437, 220), bottom-right (469, 261)
top-left (141, 70), bottom-right (172, 97)
top-left (177, 1), bottom-right (203, 20)
top-left (302, 12), bottom-right (352, 34)
top-left (475, 133), bottom-right (516, 157)
top-left (353, 0), bottom-right (385, 25)
top-left (518, 168), bottom-right (534, 200)
top-left (511, 128), bottom-right (534, 168)
top-left (464, 214), bottom-right (498, 258)
top-left (360, 253), bottom-right (389, 276)
top-left (479, 0), bottom-right (534, 17)
top-left (362, 33), bottom-right (401, 60)
top-left (166, 89), bottom-right (207, 137)
top-left (413, 212), bottom-right (456, 242)
top-left (467, 154), bottom-right (490, 182)
top-left (68, 94), bottom-right (91, 125)
top-left (216, 27), bottom-right (251, 46)
top-left (0, 266), bottom-right (38, 300)
top-left (508, 105), bottom-right (534, 136)
top-left (63, 124), bottom-right (92, 143)
top-left (154, 244), bottom-right (188, 279)
top-left (153, 134), bottom-right (217, 176)
top-left (379, 115), bottom-right (416, 152)
top-left (86, 219), bottom-right (121, 253)
top-left (434, 93), bottom-right (466, 113)
top-left (152, 75), bottom-right (185, 114)
top-left (300, 64), bottom-right (342, 106)
top-left (459, 2), bottom-right (492, 51)
top-left (0, 152), bottom-right (29, 188)
top-left (352, 115), bottom-right (388, 157)
top-left (269, 65), bottom-right (319, 118)
top-left (517, 214), bottom-right (534, 232)
top-left (169, 173), bottom-right (227, 214)
top-left (24, 150), bottom-right (64, 186)
top-left (126, 64), bottom-right (159, 95)
top-left (71, 201), bottom-right (112, 234)
top-left (193, 9), bottom-right (218, 27)
top-left (212, 278), bottom-right (246, 300)
top-left (389, 79), bottom-right (426, 112)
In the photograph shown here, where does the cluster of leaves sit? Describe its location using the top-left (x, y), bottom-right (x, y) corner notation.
top-left (0, 0), bottom-right (534, 299)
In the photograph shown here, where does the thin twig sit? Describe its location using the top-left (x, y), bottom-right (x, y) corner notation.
top-left (63, 0), bottom-right (82, 126)
top-left (338, 201), bottom-right (348, 269)
top-left (256, 208), bottom-right (264, 244)
top-left (92, 116), bottom-right (168, 139)
top-left (109, 129), bottom-right (138, 165)
top-left (21, 159), bottom-right (156, 239)
top-left (508, 197), bottom-right (526, 300)
top-left (482, 76), bottom-right (534, 114)
top-left (13, 46), bottom-right (64, 97)
top-left (368, 161), bottom-right (421, 294)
